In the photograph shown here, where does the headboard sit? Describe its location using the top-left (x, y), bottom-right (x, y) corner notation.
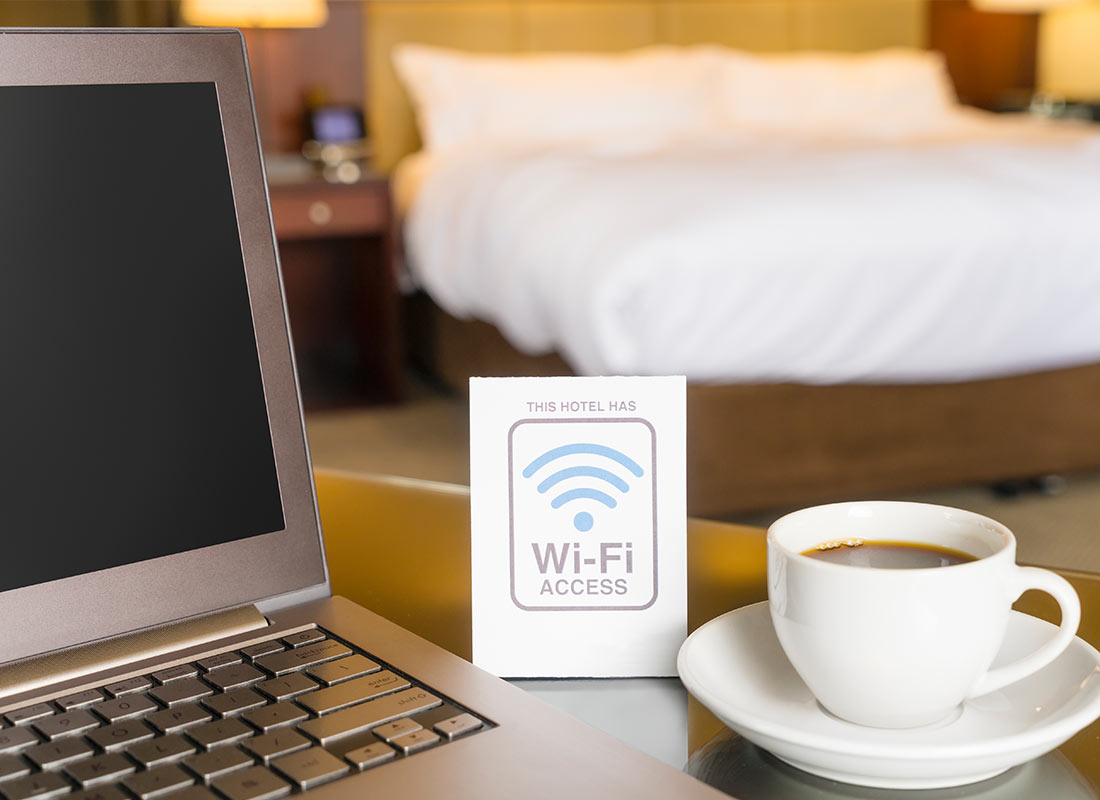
top-left (364, 0), bottom-right (929, 172)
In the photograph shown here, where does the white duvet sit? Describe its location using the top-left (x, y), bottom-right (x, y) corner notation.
top-left (399, 115), bottom-right (1100, 384)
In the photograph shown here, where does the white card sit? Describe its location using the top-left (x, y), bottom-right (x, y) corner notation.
top-left (470, 376), bottom-right (686, 677)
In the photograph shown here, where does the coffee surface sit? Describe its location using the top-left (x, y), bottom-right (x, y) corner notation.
top-left (802, 540), bottom-right (977, 569)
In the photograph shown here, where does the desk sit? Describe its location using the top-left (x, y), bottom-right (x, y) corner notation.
top-left (267, 168), bottom-right (401, 406)
top-left (314, 470), bottom-right (1100, 798)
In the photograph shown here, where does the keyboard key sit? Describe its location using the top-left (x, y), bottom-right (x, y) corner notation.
top-left (34, 710), bottom-right (98, 741)
top-left (64, 753), bottom-right (136, 787)
top-left (147, 705), bottom-right (212, 735)
top-left (203, 665), bottom-right (264, 693)
top-left (163, 788), bottom-right (218, 800)
top-left (370, 718), bottom-right (420, 743)
top-left (211, 766), bottom-right (290, 800)
top-left (240, 704), bottom-right (307, 734)
top-left (4, 706), bottom-right (52, 727)
top-left (242, 731), bottom-right (309, 766)
top-left (306, 655), bottom-right (380, 687)
top-left (0, 755), bottom-right (31, 783)
top-left (434, 712), bottom-right (484, 740)
top-left (69, 786), bottom-right (128, 800)
top-left (102, 677), bottom-right (152, 698)
top-left (122, 764), bottom-right (193, 799)
top-left (343, 742), bottom-right (394, 771)
top-left (202, 689), bottom-right (266, 719)
top-left (92, 694), bottom-right (157, 724)
top-left (152, 665), bottom-right (198, 684)
top-left (183, 748), bottom-right (253, 784)
top-left (390, 729), bottom-right (440, 755)
top-left (281, 631), bottom-right (325, 648)
top-left (0, 729), bottom-right (38, 755)
top-left (0, 770), bottom-right (71, 800)
top-left (55, 690), bottom-right (103, 711)
top-left (149, 679), bottom-right (212, 708)
top-left (126, 735), bottom-right (196, 768)
top-left (87, 720), bottom-right (155, 753)
top-left (254, 674), bottom-right (316, 703)
top-left (253, 640), bottom-right (351, 678)
top-left (269, 747), bottom-right (348, 790)
top-left (186, 719), bottom-right (253, 750)
top-left (298, 688), bottom-right (441, 746)
top-left (297, 671), bottom-right (409, 716)
top-left (239, 643), bottom-right (283, 663)
top-left (25, 737), bottom-right (93, 769)
top-left (196, 653), bottom-right (241, 672)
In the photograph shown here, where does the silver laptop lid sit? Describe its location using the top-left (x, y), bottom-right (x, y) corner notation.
top-left (0, 29), bottom-right (327, 664)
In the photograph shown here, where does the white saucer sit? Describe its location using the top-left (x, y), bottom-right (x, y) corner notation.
top-left (677, 602), bottom-right (1100, 790)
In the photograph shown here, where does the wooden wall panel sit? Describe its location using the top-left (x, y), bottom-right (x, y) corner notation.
top-left (0, 0), bottom-right (96, 25)
top-left (791, 0), bottom-right (925, 51)
top-left (928, 0), bottom-right (1038, 109)
top-left (658, 1), bottom-right (792, 51)
top-left (246, 1), bottom-right (367, 153)
top-left (0, 1), bottom-right (175, 27)
top-left (519, 2), bottom-right (659, 51)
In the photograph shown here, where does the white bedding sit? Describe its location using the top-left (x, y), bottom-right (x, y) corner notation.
top-left (399, 114), bottom-right (1100, 384)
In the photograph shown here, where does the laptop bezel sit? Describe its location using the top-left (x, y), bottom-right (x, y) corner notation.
top-left (0, 29), bottom-right (328, 665)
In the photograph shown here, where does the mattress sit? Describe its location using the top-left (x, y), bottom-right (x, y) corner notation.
top-left (397, 114), bottom-right (1100, 384)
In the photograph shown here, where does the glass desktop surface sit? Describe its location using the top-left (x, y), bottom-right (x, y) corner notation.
top-left (312, 471), bottom-right (1100, 800)
top-left (516, 677), bottom-right (1099, 800)
top-left (520, 573), bottom-right (1100, 800)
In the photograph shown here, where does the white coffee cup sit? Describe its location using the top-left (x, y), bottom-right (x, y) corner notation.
top-left (767, 501), bottom-right (1080, 729)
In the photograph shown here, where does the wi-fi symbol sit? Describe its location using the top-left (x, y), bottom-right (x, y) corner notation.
top-left (522, 443), bottom-right (644, 532)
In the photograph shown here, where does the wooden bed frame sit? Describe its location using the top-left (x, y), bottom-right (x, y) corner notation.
top-left (367, 1), bottom-right (1100, 517)
top-left (407, 294), bottom-right (1100, 517)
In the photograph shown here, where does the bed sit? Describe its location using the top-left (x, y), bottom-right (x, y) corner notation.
top-left (364, 0), bottom-right (1100, 518)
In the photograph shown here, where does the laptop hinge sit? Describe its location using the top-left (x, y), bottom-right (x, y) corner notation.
top-left (0, 604), bottom-right (268, 700)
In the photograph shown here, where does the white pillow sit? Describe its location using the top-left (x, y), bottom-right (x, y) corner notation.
top-left (392, 43), bottom-right (721, 152)
top-left (716, 49), bottom-right (959, 138)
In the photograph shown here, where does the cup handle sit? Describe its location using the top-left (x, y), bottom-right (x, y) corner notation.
top-left (967, 566), bottom-right (1081, 698)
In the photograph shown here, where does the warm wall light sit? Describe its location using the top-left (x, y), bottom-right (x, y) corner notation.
top-left (180, 0), bottom-right (330, 153)
top-left (969, 0), bottom-right (1076, 10)
top-left (180, 0), bottom-right (328, 28)
top-left (1038, 3), bottom-right (1100, 101)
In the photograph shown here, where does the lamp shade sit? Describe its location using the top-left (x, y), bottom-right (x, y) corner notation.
top-left (970, 0), bottom-right (1077, 10)
top-left (181, 0), bottom-right (328, 28)
top-left (1039, 3), bottom-right (1100, 101)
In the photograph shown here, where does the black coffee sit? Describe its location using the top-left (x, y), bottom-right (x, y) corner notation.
top-left (802, 539), bottom-right (977, 569)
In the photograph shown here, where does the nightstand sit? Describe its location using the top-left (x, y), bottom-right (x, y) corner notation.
top-left (267, 164), bottom-right (401, 407)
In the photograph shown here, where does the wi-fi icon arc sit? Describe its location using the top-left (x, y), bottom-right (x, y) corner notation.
top-left (522, 443), bottom-right (644, 532)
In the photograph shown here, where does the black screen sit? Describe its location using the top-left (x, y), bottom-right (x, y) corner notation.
top-left (0, 82), bottom-right (285, 593)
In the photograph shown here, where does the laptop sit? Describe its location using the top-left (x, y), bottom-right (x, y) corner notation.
top-left (0, 28), bottom-right (725, 800)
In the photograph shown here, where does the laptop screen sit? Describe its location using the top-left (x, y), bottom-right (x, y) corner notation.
top-left (0, 81), bottom-right (285, 593)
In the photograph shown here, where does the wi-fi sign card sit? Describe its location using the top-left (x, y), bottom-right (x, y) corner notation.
top-left (470, 376), bottom-right (686, 678)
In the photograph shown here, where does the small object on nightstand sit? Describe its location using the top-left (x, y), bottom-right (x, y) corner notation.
top-left (1027, 93), bottom-right (1099, 122)
top-left (301, 104), bottom-right (370, 184)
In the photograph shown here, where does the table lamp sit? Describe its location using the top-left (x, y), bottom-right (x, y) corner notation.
top-left (179, 0), bottom-right (330, 151)
top-left (1037, 2), bottom-right (1100, 105)
top-left (969, 0), bottom-right (1100, 116)
top-left (179, 0), bottom-right (328, 28)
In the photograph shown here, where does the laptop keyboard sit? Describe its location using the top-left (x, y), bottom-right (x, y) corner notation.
top-left (0, 627), bottom-right (492, 800)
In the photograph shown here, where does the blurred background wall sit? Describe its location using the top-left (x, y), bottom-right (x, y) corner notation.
top-left (3, 0), bottom-right (1092, 160)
